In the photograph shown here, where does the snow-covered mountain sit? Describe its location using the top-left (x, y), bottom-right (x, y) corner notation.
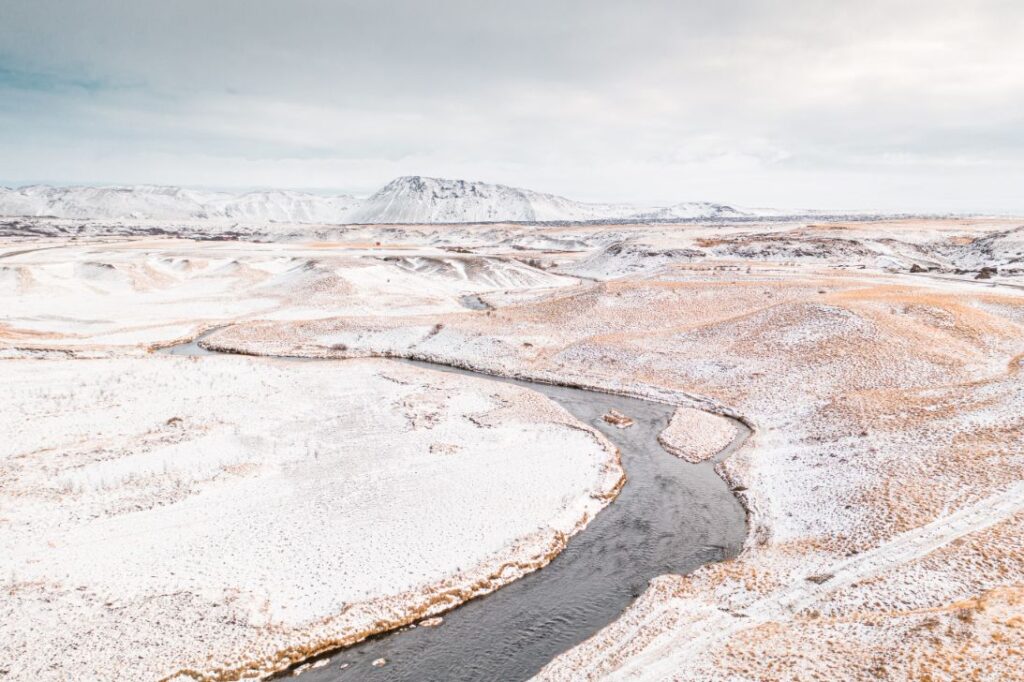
top-left (342, 176), bottom-right (639, 223)
top-left (0, 185), bottom-right (358, 223)
top-left (0, 176), bottom-right (765, 224)
top-left (343, 176), bottom-right (761, 223)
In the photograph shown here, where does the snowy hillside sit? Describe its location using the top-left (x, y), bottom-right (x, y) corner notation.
top-left (0, 176), bottom-right (769, 224)
top-left (0, 185), bottom-right (358, 223)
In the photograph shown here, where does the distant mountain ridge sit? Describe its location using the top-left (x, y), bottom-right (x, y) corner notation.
top-left (0, 176), bottom-right (762, 224)
top-left (0, 185), bottom-right (359, 223)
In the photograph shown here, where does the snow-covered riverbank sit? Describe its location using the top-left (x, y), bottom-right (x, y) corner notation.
top-left (0, 356), bottom-right (621, 680)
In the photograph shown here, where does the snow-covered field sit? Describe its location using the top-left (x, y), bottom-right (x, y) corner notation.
top-left (0, 356), bottom-right (621, 680)
top-left (3, 210), bottom-right (1024, 680)
top-left (0, 239), bottom-right (580, 354)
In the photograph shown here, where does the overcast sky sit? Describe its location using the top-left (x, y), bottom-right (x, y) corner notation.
top-left (1, 0), bottom-right (1022, 211)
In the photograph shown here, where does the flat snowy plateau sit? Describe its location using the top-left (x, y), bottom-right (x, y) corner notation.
top-left (2, 210), bottom-right (1024, 681)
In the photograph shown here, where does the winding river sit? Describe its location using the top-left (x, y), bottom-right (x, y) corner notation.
top-left (162, 337), bottom-right (749, 681)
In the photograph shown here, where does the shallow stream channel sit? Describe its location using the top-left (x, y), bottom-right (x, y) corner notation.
top-left (161, 336), bottom-right (749, 681)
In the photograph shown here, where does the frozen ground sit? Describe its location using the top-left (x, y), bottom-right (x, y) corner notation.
top-left (0, 356), bottom-right (621, 680)
top-left (2, 212), bottom-right (1023, 680)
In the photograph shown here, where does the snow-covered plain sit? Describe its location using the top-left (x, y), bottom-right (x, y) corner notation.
top-left (0, 356), bottom-right (621, 680)
top-left (3, 213), bottom-right (1024, 680)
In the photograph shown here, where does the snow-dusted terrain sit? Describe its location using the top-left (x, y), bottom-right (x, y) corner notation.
top-left (0, 176), bottom-right (769, 225)
top-left (657, 407), bottom-right (738, 463)
top-left (0, 240), bottom-right (581, 354)
top-left (182, 216), bottom-right (1024, 681)
top-left (0, 356), bottom-right (621, 680)
top-left (3, 213), bottom-right (1024, 681)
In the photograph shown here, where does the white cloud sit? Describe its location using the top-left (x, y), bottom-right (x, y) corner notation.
top-left (1, 0), bottom-right (1022, 211)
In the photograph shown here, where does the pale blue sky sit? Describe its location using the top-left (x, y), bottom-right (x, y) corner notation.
top-left (1, 0), bottom-right (1023, 211)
